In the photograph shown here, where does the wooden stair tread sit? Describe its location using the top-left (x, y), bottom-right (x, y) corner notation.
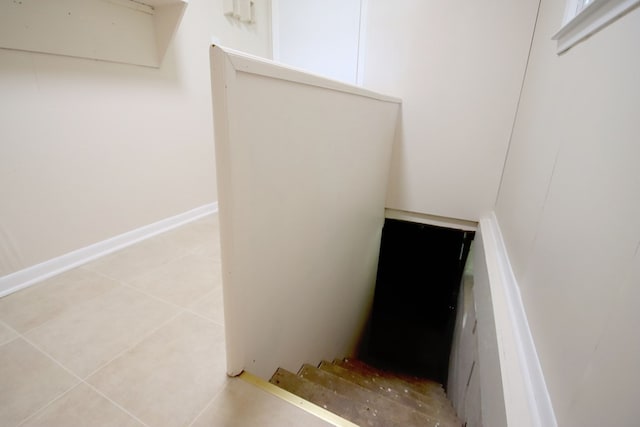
top-left (270, 368), bottom-right (403, 427)
top-left (297, 364), bottom-right (452, 426)
top-left (336, 358), bottom-right (446, 397)
top-left (333, 359), bottom-right (458, 420)
top-left (269, 360), bottom-right (462, 427)
top-left (318, 360), bottom-right (457, 419)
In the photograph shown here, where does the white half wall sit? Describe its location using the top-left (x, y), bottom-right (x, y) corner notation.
top-left (361, 0), bottom-right (539, 221)
top-left (210, 45), bottom-right (401, 379)
top-left (0, 0), bottom-right (271, 282)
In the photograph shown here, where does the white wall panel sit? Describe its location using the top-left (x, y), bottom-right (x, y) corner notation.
top-left (494, 1), bottom-right (640, 425)
top-left (210, 46), bottom-right (400, 378)
top-left (273, 0), bottom-right (362, 84)
top-left (362, 0), bottom-right (539, 221)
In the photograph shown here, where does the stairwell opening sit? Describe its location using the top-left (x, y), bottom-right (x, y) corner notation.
top-left (359, 219), bottom-right (475, 387)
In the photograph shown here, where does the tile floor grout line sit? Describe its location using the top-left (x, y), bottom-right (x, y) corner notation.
top-left (181, 285), bottom-right (224, 326)
top-left (0, 333), bottom-right (20, 348)
top-left (84, 253), bottom-right (188, 290)
top-left (185, 378), bottom-right (231, 427)
top-left (109, 249), bottom-right (203, 286)
top-left (89, 265), bottom-right (218, 319)
top-left (14, 297), bottom-right (199, 427)
top-left (107, 281), bottom-right (226, 336)
top-left (14, 335), bottom-right (92, 424)
top-left (186, 242), bottom-right (222, 258)
top-left (180, 287), bottom-right (224, 325)
top-left (118, 281), bottom-right (206, 316)
top-left (81, 237), bottom-right (193, 286)
top-left (0, 318), bottom-right (21, 347)
top-left (3, 217), bottom-right (225, 427)
top-left (17, 332), bottom-right (88, 380)
top-left (15, 381), bottom-right (151, 427)
top-left (182, 307), bottom-right (225, 327)
top-left (15, 293), bottom-right (180, 382)
top-left (84, 268), bottom-right (133, 287)
top-left (111, 275), bottom-right (225, 328)
top-left (79, 234), bottom-right (222, 311)
top-left (9, 281), bottom-right (127, 339)
top-left (1, 320), bottom-right (84, 426)
top-left (0, 270), bottom-right (121, 337)
top-left (81, 309), bottom-right (185, 380)
top-left (15, 381), bottom-right (85, 427)
top-left (81, 380), bottom-right (152, 427)
top-left (17, 317), bottom-right (161, 427)
top-left (8, 257), bottom-right (218, 381)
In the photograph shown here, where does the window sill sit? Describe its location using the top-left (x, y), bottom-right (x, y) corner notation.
top-left (552, 0), bottom-right (640, 53)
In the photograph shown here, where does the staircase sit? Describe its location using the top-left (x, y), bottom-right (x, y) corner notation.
top-left (269, 358), bottom-right (462, 427)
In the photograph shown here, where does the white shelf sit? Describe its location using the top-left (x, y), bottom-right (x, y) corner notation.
top-left (0, 0), bottom-right (188, 68)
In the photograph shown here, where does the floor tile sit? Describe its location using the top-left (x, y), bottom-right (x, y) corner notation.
top-left (127, 253), bottom-right (221, 308)
top-left (88, 312), bottom-right (228, 427)
top-left (190, 236), bottom-right (222, 264)
top-left (26, 286), bottom-right (179, 378)
top-left (162, 215), bottom-right (220, 255)
top-left (194, 214), bottom-right (220, 228)
top-left (190, 378), bottom-right (332, 427)
top-left (190, 287), bottom-right (225, 325)
top-left (0, 338), bottom-right (78, 427)
top-left (0, 268), bottom-right (119, 333)
top-left (83, 236), bottom-right (187, 282)
top-left (0, 321), bottom-right (18, 346)
top-left (21, 383), bottom-right (143, 427)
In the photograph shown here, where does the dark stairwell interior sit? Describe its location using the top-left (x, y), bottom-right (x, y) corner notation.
top-left (361, 219), bottom-right (475, 386)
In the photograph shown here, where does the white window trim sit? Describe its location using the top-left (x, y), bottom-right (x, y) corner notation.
top-left (552, 0), bottom-right (640, 53)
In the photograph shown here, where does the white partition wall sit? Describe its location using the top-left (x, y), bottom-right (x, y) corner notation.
top-left (210, 46), bottom-right (401, 379)
top-left (361, 0), bottom-right (538, 221)
top-left (272, 0), bottom-right (363, 84)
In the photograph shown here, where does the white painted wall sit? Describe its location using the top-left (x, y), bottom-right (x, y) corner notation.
top-left (448, 255), bottom-right (487, 427)
top-left (361, 0), bottom-right (539, 221)
top-left (0, 0), bottom-right (270, 280)
top-left (272, 0), bottom-right (362, 84)
top-left (211, 46), bottom-right (400, 379)
top-left (495, 1), bottom-right (640, 425)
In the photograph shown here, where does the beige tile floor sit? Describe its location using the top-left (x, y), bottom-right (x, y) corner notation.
top-left (0, 214), bottom-right (331, 427)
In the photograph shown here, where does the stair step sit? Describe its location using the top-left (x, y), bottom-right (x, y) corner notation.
top-left (336, 358), bottom-right (447, 398)
top-left (318, 360), bottom-right (457, 419)
top-left (270, 367), bottom-right (403, 427)
top-left (269, 360), bottom-right (462, 427)
top-left (298, 364), bottom-right (452, 426)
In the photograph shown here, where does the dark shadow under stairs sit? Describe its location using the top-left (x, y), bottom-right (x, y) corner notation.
top-left (269, 358), bottom-right (462, 427)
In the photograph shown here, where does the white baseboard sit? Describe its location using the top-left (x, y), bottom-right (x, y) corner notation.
top-left (479, 213), bottom-right (556, 427)
top-left (0, 203), bottom-right (218, 298)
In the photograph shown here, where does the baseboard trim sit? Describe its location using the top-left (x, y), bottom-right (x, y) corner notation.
top-left (479, 213), bottom-right (556, 427)
top-left (239, 371), bottom-right (359, 427)
top-left (0, 202), bottom-right (218, 298)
